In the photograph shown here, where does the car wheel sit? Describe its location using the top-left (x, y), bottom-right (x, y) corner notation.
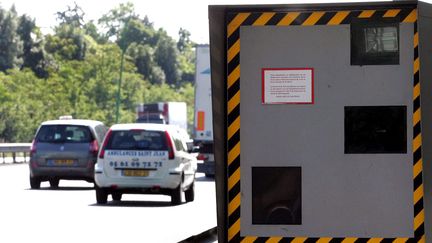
top-left (112, 193), bottom-right (122, 201)
top-left (30, 176), bottom-right (41, 189)
top-left (95, 186), bottom-right (108, 204)
top-left (49, 179), bottom-right (59, 188)
top-left (185, 182), bottom-right (195, 202)
top-left (171, 184), bottom-right (182, 205)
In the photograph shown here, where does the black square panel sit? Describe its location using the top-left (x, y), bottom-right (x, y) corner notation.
top-left (345, 106), bottom-right (407, 154)
top-left (252, 167), bottom-right (301, 225)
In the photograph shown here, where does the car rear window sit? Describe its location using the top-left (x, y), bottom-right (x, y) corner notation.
top-left (36, 125), bottom-right (93, 143)
top-left (106, 130), bottom-right (168, 151)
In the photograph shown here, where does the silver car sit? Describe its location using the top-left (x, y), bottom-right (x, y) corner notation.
top-left (29, 119), bottom-right (107, 189)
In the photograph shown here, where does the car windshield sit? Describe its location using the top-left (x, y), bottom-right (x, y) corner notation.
top-left (36, 125), bottom-right (92, 143)
top-left (106, 130), bottom-right (168, 151)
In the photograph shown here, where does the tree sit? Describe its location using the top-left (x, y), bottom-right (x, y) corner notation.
top-left (98, 2), bottom-right (138, 40)
top-left (45, 24), bottom-right (87, 61)
top-left (55, 2), bottom-right (85, 28)
top-left (177, 28), bottom-right (195, 83)
top-left (98, 2), bottom-right (195, 86)
top-left (0, 2), bottom-right (197, 141)
top-left (154, 30), bottom-right (181, 86)
top-left (17, 15), bottom-right (51, 78)
top-left (84, 20), bottom-right (107, 44)
top-left (0, 69), bottom-right (46, 142)
top-left (0, 5), bottom-right (23, 72)
top-left (0, 75), bottom-right (12, 140)
top-left (117, 19), bottom-right (153, 51)
top-left (177, 28), bottom-right (192, 52)
top-left (45, 3), bottom-right (89, 61)
top-left (127, 43), bottom-right (166, 84)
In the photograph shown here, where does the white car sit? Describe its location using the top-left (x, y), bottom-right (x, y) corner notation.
top-left (94, 123), bottom-right (197, 205)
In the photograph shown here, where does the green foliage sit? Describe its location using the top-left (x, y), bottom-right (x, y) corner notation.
top-left (98, 2), bottom-right (189, 87)
top-left (154, 30), bottom-right (182, 86)
top-left (118, 19), bottom-right (154, 51)
top-left (55, 2), bottom-right (85, 28)
top-left (0, 2), bottom-right (198, 142)
top-left (127, 43), bottom-right (166, 84)
top-left (0, 5), bottom-right (23, 71)
top-left (0, 69), bottom-right (47, 142)
top-left (17, 15), bottom-right (51, 78)
top-left (177, 28), bottom-right (195, 83)
top-left (45, 24), bottom-right (87, 60)
top-left (177, 28), bottom-right (192, 53)
top-left (84, 21), bottom-right (107, 44)
top-left (98, 2), bottom-right (139, 40)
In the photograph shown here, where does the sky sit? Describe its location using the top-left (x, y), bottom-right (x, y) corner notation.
top-left (0, 0), bottom-right (429, 44)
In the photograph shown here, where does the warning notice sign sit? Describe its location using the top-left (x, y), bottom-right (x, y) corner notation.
top-left (262, 68), bottom-right (314, 104)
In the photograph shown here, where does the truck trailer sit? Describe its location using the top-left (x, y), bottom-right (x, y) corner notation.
top-left (136, 102), bottom-right (187, 131)
top-left (194, 45), bottom-right (215, 177)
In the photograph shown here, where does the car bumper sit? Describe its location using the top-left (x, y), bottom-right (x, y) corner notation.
top-left (30, 165), bottom-right (94, 181)
top-left (94, 172), bottom-right (182, 190)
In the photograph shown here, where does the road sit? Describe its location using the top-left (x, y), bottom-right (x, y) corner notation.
top-left (0, 163), bottom-right (217, 243)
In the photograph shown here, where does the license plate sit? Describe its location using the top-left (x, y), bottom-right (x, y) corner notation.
top-left (123, 170), bottom-right (149, 177)
top-left (49, 159), bottom-right (76, 166)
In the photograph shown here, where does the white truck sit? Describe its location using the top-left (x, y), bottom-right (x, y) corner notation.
top-left (136, 102), bottom-right (187, 131)
top-left (194, 45), bottom-right (215, 177)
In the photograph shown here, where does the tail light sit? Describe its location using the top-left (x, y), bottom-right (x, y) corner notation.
top-left (89, 140), bottom-right (99, 156)
top-left (99, 129), bottom-right (113, 159)
top-left (30, 139), bottom-right (37, 157)
top-left (197, 153), bottom-right (209, 161)
top-left (164, 131), bottom-right (175, 160)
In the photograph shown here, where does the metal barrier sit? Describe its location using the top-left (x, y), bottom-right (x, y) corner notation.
top-left (0, 143), bottom-right (31, 163)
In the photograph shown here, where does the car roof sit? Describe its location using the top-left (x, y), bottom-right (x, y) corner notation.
top-left (41, 119), bottom-right (104, 127)
top-left (109, 123), bottom-right (178, 132)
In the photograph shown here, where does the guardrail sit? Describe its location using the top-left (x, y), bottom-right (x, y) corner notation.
top-left (0, 143), bottom-right (31, 163)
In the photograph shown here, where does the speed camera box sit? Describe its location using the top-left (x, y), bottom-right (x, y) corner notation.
top-left (209, 1), bottom-right (432, 242)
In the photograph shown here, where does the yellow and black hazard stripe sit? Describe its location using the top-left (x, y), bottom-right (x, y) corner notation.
top-left (412, 18), bottom-right (425, 243)
top-left (226, 7), bottom-right (424, 243)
